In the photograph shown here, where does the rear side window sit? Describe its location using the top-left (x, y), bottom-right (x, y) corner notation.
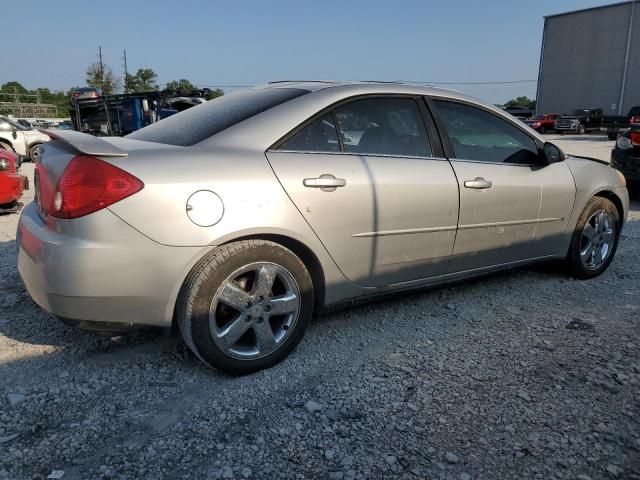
top-left (127, 88), bottom-right (308, 146)
top-left (280, 113), bottom-right (340, 152)
top-left (433, 100), bottom-right (539, 165)
top-left (335, 98), bottom-right (431, 157)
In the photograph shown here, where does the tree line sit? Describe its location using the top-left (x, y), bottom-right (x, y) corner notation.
top-left (0, 63), bottom-right (224, 117)
top-left (85, 63), bottom-right (223, 100)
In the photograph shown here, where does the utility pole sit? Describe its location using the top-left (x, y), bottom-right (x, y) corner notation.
top-left (123, 49), bottom-right (129, 93)
top-left (98, 46), bottom-right (105, 92)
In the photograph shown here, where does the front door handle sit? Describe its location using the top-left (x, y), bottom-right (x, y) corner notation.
top-left (303, 174), bottom-right (346, 192)
top-left (463, 177), bottom-right (493, 189)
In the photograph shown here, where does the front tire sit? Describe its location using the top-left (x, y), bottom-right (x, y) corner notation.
top-left (608, 133), bottom-right (617, 141)
top-left (577, 124), bottom-right (586, 135)
top-left (177, 240), bottom-right (314, 374)
top-left (566, 197), bottom-right (620, 279)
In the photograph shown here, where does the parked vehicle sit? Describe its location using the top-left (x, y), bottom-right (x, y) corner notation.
top-left (71, 87), bottom-right (101, 103)
top-left (503, 106), bottom-right (533, 119)
top-left (611, 127), bottom-right (640, 197)
top-left (18, 81), bottom-right (628, 374)
top-left (555, 109), bottom-right (604, 134)
top-left (0, 149), bottom-right (28, 213)
top-left (525, 113), bottom-right (560, 134)
top-left (0, 115), bottom-right (50, 162)
top-left (16, 119), bottom-right (33, 129)
top-left (70, 90), bottom-right (206, 136)
top-left (56, 120), bottom-right (73, 130)
top-left (601, 106), bottom-right (640, 140)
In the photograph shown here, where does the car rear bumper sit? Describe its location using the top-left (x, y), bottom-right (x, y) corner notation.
top-left (611, 149), bottom-right (640, 181)
top-left (17, 203), bottom-right (212, 329)
top-left (0, 173), bottom-right (28, 205)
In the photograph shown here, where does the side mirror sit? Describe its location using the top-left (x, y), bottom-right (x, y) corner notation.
top-left (11, 127), bottom-right (17, 140)
top-left (542, 142), bottom-right (565, 164)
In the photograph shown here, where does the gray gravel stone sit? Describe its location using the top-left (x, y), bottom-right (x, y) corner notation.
top-left (446, 452), bottom-right (459, 464)
top-left (304, 400), bottom-right (323, 413)
top-left (6, 393), bottom-right (26, 407)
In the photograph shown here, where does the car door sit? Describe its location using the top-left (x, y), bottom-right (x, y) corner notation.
top-left (266, 96), bottom-right (459, 287)
top-left (429, 98), bottom-right (575, 273)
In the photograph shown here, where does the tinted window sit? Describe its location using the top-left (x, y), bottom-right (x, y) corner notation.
top-left (280, 113), bottom-right (340, 152)
top-left (334, 98), bottom-right (431, 157)
top-left (433, 100), bottom-right (539, 165)
top-left (127, 88), bottom-right (308, 146)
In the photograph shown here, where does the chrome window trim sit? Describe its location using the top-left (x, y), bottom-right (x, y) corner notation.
top-left (268, 149), bottom-right (448, 162)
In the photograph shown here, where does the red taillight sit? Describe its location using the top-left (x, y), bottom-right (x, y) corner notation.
top-left (0, 151), bottom-right (17, 173)
top-left (49, 156), bottom-right (143, 219)
top-left (631, 131), bottom-right (640, 146)
top-left (630, 116), bottom-right (640, 126)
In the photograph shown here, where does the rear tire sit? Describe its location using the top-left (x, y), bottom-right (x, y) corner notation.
top-left (566, 197), bottom-right (620, 279)
top-left (28, 143), bottom-right (43, 162)
top-left (177, 240), bottom-right (314, 374)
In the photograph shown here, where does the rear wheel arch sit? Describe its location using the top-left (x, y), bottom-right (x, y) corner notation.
top-left (171, 233), bottom-right (326, 330)
top-left (0, 139), bottom-right (14, 150)
top-left (221, 233), bottom-right (326, 311)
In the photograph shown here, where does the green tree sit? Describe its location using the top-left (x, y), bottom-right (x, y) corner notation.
top-left (203, 88), bottom-right (224, 100)
top-left (504, 96), bottom-right (536, 110)
top-left (165, 78), bottom-right (197, 94)
top-left (0, 81), bottom-right (29, 94)
top-left (86, 62), bottom-right (120, 95)
top-left (125, 68), bottom-right (159, 93)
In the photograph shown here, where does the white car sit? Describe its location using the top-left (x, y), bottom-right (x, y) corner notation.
top-left (0, 116), bottom-right (50, 161)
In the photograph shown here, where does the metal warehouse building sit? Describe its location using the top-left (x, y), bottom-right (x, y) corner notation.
top-left (536, 1), bottom-right (639, 116)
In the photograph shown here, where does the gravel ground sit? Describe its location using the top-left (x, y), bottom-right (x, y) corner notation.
top-left (1, 159), bottom-right (639, 480)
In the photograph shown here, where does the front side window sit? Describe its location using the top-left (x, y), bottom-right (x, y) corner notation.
top-left (334, 98), bottom-right (431, 157)
top-left (280, 113), bottom-right (340, 152)
top-left (433, 100), bottom-right (539, 165)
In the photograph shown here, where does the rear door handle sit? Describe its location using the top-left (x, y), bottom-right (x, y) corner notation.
top-left (303, 174), bottom-right (346, 192)
top-left (463, 177), bottom-right (493, 189)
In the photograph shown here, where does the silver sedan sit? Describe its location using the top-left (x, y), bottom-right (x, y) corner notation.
top-left (18, 81), bottom-right (629, 373)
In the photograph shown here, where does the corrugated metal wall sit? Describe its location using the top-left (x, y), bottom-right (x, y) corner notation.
top-left (537, 1), bottom-right (640, 116)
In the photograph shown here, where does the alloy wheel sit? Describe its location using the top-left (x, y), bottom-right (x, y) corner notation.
top-left (209, 262), bottom-right (301, 360)
top-left (580, 210), bottom-right (615, 270)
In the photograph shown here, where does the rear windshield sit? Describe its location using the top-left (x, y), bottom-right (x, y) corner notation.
top-left (127, 87), bottom-right (308, 146)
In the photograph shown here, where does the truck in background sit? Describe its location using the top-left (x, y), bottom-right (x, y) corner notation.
top-left (601, 106), bottom-right (640, 140)
top-left (70, 89), bottom-right (209, 137)
top-left (554, 108), bottom-right (604, 135)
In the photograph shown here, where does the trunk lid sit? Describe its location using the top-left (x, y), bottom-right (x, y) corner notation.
top-left (34, 130), bottom-right (170, 221)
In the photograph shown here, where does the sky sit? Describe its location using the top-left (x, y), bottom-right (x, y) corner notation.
top-left (4, 0), bottom-right (626, 104)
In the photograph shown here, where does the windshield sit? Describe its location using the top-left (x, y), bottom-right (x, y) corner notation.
top-left (127, 87), bottom-right (309, 146)
top-left (0, 116), bottom-right (31, 131)
top-left (531, 115), bottom-right (544, 120)
top-left (572, 110), bottom-right (588, 116)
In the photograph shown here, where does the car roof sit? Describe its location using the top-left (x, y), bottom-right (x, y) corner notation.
top-left (254, 80), bottom-right (475, 101)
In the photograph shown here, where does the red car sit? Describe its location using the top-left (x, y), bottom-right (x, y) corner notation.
top-left (525, 113), bottom-right (560, 134)
top-left (0, 149), bottom-right (28, 213)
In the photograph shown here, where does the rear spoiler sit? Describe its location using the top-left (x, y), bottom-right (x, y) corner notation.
top-left (39, 129), bottom-right (128, 157)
